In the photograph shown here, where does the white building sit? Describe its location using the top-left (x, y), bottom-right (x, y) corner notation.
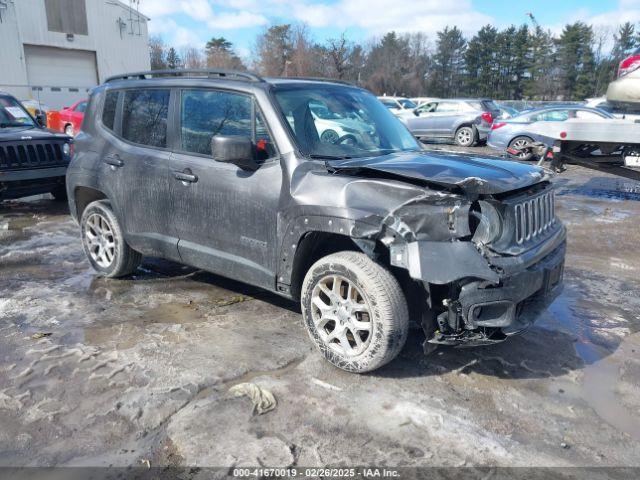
top-left (0, 0), bottom-right (150, 109)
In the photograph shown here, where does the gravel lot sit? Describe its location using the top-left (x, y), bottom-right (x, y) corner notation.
top-left (2, 145), bottom-right (640, 472)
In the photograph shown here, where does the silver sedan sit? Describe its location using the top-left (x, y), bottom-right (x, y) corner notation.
top-left (487, 106), bottom-right (614, 160)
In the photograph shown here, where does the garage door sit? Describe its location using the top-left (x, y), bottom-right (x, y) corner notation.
top-left (24, 45), bottom-right (98, 109)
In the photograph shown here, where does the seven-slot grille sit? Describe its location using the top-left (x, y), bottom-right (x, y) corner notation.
top-left (0, 141), bottom-right (66, 170)
top-left (514, 190), bottom-right (555, 244)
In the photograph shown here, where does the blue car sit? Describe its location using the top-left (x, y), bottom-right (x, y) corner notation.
top-left (487, 106), bottom-right (614, 160)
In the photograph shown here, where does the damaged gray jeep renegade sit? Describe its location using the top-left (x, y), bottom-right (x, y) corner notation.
top-left (66, 70), bottom-right (565, 373)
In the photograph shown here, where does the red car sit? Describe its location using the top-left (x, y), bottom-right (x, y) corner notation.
top-left (48, 99), bottom-right (87, 136)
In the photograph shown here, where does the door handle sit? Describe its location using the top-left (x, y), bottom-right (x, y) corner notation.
top-left (173, 170), bottom-right (198, 183)
top-left (103, 154), bottom-right (124, 167)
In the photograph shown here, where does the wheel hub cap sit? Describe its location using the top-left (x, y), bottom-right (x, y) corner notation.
top-left (310, 275), bottom-right (372, 356)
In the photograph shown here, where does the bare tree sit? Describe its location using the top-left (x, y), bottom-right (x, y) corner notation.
top-left (181, 46), bottom-right (205, 69)
top-left (289, 24), bottom-right (317, 76)
top-left (149, 36), bottom-right (167, 70)
top-left (326, 32), bottom-right (352, 79)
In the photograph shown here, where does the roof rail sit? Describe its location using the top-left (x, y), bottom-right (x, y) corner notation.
top-left (104, 69), bottom-right (264, 83)
top-left (281, 76), bottom-right (354, 86)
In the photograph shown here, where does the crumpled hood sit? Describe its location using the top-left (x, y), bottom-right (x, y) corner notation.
top-left (329, 150), bottom-right (548, 195)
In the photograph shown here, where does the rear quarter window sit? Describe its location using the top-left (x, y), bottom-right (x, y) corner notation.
top-left (102, 91), bottom-right (118, 131)
top-left (121, 89), bottom-right (170, 148)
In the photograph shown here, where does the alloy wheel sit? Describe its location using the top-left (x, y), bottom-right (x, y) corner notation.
top-left (512, 138), bottom-right (531, 158)
top-left (321, 130), bottom-right (339, 144)
top-left (456, 128), bottom-right (473, 146)
top-left (310, 274), bottom-right (372, 356)
top-left (84, 213), bottom-right (116, 268)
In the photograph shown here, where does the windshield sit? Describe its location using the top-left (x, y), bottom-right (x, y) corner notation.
top-left (0, 96), bottom-right (36, 128)
top-left (398, 98), bottom-right (417, 109)
top-left (274, 85), bottom-right (420, 159)
top-left (482, 100), bottom-right (500, 111)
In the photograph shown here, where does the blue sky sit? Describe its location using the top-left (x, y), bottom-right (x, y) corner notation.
top-left (140, 0), bottom-right (636, 59)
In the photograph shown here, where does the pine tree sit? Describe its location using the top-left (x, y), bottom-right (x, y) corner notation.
top-left (524, 26), bottom-right (556, 99)
top-left (166, 47), bottom-right (180, 70)
top-left (364, 32), bottom-right (413, 94)
top-left (614, 22), bottom-right (637, 63)
top-left (556, 22), bottom-right (595, 100)
top-left (205, 37), bottom-right (245, 70)
top-left (465, 25), bottom-right (498, 97)
top-left (429, 27), bottom-right (466, 97)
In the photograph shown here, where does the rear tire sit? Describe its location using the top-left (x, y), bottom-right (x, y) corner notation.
top-left (80, 200), bottom-right (141, 278)
top-left (301, 251), bottom-right (409, 373)
top-left (508, 136), bottom-right (535, 161)
top-left (455, 126), bottom-right (477, 147)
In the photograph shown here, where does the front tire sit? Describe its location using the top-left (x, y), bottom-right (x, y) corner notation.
top-left (80, 200), bottom-right (141, 278)
top-left (301, 251), bottom-right (409, 373)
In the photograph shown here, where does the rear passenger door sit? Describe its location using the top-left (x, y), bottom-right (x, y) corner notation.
top-left (167, 88), bottom-right (282, 290)
top-left (434, 101), bottom-right (463, 134)
top-left (97, 88), bottom-right (179, 260)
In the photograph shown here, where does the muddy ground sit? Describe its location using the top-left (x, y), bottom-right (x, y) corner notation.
top-left (1, 146), bottom-right (640, 473)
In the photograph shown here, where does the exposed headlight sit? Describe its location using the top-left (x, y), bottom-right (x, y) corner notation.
top-left (470, 200), bottom-right (502, 245)
top-left (63, 143), bottom-right (71, 156)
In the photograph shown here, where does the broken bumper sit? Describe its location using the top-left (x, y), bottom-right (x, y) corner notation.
top-left (391, 225), bottom-right (566, 343)
top-left (458, 241), bottom-right (564, 335)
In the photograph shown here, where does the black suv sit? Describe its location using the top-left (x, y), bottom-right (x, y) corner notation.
top-left (1, 91), bottom-right (72, 201)
top-left (67, 70), bottom-right (566, 373)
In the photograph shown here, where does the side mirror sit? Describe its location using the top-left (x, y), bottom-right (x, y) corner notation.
top-left (211, 135), bottom-right (258, 170)
top-left (35, 113), bottom-right (47, 127)
top-left (413, 109), bottom-right (420, 116)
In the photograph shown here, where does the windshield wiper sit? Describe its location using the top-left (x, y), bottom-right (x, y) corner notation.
top-left (308, 154), bottom-right (354, 160)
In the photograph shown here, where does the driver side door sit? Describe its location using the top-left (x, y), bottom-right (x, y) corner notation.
top-left (407, 101), bottom-right (439, 135)
top-left (167, 88), bottom-right (282, 290)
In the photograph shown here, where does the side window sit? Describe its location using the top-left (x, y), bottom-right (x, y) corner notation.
top-left (381, 99), bottom-right (397, 109)
top-left (419, 102), bottom-right (437, 113)
top-left (75, 101), bottom-right (87, 113)
top-left (535, 110), bottom-right (569, 122)
top-left (255, 111), bottom-right (276, 161)
top-left (181, 89), bottom-right (252, 156)
top-left (181, 89), bottom-right (276, 162)
top-left (436, 102), bottom-right (460, 113)
top-left (575, 110), bottom-right (603, 120)
top-left (102, 91), bottom-right (118, 132)
top-left (121, 89), bottom-right (170, 148)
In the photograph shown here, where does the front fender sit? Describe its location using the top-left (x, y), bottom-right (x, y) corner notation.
top-left (276, 214), bottom-right (375, 286)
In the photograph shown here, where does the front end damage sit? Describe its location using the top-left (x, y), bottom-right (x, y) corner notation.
top-left (352, 179), bottom-right (566, 350)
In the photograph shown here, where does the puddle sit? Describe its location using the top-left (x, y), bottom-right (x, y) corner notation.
top-left (0, 216), bottom-right (40, 243)
top-left (543, 287), bottom-right (640, 442)
top-left (556, 177), bottom-right (640, 202)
